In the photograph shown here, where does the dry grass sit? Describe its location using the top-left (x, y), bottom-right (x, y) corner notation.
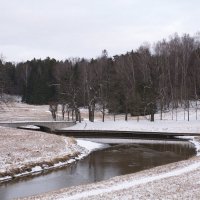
top-left (0, 102), bottom-right (51, 122)
top-left (0, 101), bottom-right (143, 122)
top-left (0, 101), bottom-right (85, 181)
top-left (0, 127), bottom-right (81, 180)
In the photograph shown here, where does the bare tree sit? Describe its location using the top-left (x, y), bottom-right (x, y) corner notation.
top-left (49, 103), bottom-right (58, 121)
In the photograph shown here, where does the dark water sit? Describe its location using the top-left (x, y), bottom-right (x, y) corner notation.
top-left (0, 141), bottom-right (196, 200)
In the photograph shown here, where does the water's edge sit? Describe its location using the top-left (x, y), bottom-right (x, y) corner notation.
top-left (0, 138), bottom-right (197, 200)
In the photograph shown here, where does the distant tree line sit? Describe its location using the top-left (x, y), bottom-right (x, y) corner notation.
top-left (1, 33), bottom-right (200, 122)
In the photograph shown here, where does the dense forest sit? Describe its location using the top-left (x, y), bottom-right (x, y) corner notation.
top-left (1, 33), bottom-right (200, 122)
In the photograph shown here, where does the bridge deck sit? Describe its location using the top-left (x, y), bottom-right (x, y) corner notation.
top-left (0, 121), bottom-right (76, 131)
top-left (54, 129), bottom-right (200, 139)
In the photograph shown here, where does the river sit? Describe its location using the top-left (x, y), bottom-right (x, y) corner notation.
top-left (0, 140), bottom-right (196, 200)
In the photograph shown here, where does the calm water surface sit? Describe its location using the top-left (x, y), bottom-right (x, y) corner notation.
top-left (0, 141), bottom-right (196, 200)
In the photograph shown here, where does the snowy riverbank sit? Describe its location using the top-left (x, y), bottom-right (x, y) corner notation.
top-left (21, 136), bottom-right (200, 200)
top-left (0, 127), bottom-right (105, 183)
top-left (19, 114), bottom-right (200, 199)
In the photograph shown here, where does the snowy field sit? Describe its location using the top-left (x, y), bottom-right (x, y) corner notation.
top-left (1, 101), bottom-right (200, 134)
top-left (64, 119), bottom-right (200, 134)
top-left (0, 102), bottom-right (51, 122)
top-left (63, 105), bottom-right (200, 134)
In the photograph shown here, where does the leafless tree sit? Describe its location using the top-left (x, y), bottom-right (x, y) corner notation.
top-left (49, 103), bottom-right (58, 121)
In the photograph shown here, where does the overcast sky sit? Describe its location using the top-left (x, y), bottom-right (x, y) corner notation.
top-left (0, 0), bottom-right (200, 62)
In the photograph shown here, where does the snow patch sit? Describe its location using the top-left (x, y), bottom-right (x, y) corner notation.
top-left (191, 138), bottom-right (200, 156)
top-left (76, 139), bottom-right (107, 153)
top-left (177, 136), bottom-right (200, 156)
top-left (0, 176), bottom-right (12, 182)
top-left (19, 125), bottom-right (40, 129)
top-left (32, 166), bottom-right (42, 173)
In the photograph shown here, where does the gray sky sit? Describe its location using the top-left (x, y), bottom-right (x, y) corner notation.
top-left (0, 0), bottom-right (200, 62)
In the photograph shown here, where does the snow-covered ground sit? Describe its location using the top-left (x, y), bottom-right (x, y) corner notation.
top-left (62, 106), bottom-right (200, 134)
top-left (63, 119), bottom-right (200, 134)
top-left (0, 126), bottom-right (105, 182)
top-left (1, 101), bottom-right (200, 199)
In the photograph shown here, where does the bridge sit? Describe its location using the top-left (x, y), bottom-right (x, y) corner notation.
top-left (54, 129), bottom-right (200, 139)
top-left (0, 121), bottom-right (76, 132)
top-left (1, 121), bottom-right (199, 140)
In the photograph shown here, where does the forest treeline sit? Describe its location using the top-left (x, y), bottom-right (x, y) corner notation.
top-left (1, 33), bottom-right (200, 122)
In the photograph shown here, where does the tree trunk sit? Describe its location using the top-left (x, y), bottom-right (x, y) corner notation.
top-left (102, 105), bottom-right (105, 122)
top-left (150, 112), bottom-right (154, 122)
top-left (150, 103), bottom-right (154, 122)
top-left (78, 110), bottom-right (81, 123)
top-left (72, 110), bottom-right (74, 121)
top-left (160, 108), bottom-right (163, 120)
top-left (75, 108), bottom-right (79, 121)
top-left (91, 105), bottom-right (95, 122)
top-left (124, 97), bottom-right (128, 121)
top-left (62, 104), bottom-right (65, 120)
top-left (125, 112), bottom-right (128, 121)
top-left (88, 104), bottom-right (95, 122)
top-left (62, 111), bottom-right (65, 120)
top-left (102, 113), bottom-right (105, 122)
top-left (67, 111), bottom-right (70, 121)
top-left (53, 112), bottom-right (56, 121)
top-left (88, 106), bottom-right (93, 122)
top-left (125, 102), bottom-right (128, 121)
top-left (187, 100), bottom-right (190, 121)
top-left (160, 100), bottom-right (163, 120)
top-left (184, 104), bottom-right (186, 120)
top-left (196, 100), bottom-right (198, 120)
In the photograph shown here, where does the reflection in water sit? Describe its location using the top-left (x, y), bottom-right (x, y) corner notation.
top-left (0, 141), bottom-right (196, 200)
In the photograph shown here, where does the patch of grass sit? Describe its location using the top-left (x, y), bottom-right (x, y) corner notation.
top-left (0, 151), bottom-right (80, 182)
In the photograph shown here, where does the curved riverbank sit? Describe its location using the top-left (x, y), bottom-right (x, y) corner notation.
top-left (20, 136), bottom-right (200, 200)
top-left (0, 127), bottom-right (104, 183)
